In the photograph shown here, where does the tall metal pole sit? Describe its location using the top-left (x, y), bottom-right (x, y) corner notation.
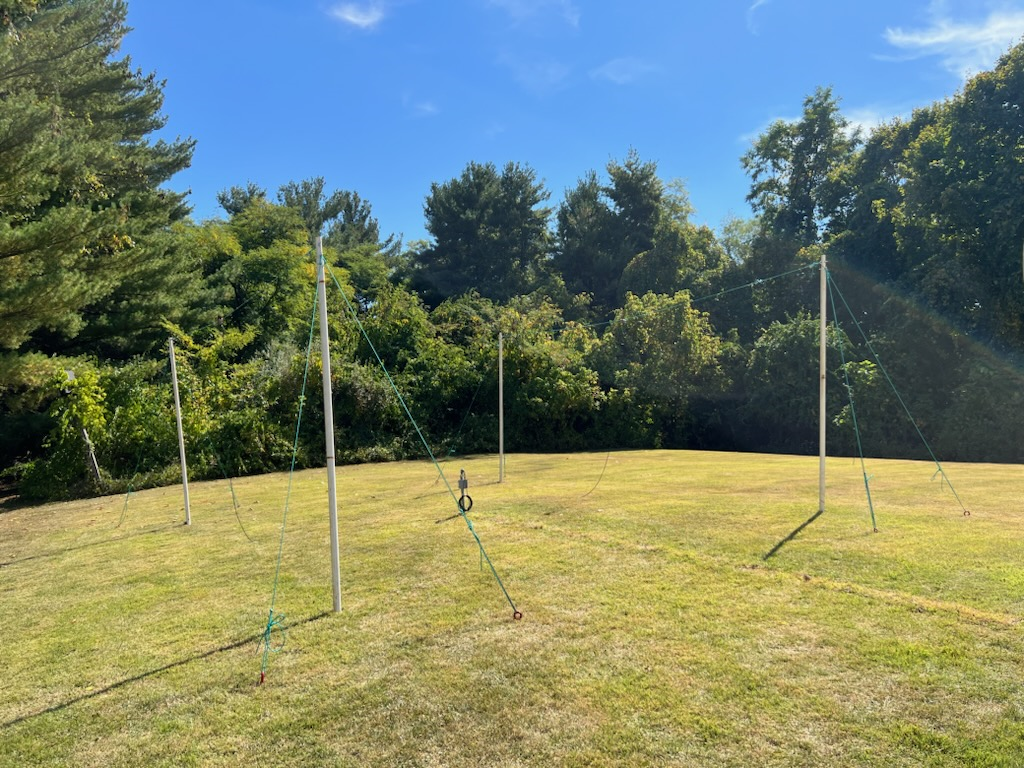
top-left (818, 250), bottom-right (827, 514)
top-left (169, 338), bottom-right (191, 526)
top-left (317, 236), bottom-right (342, 613)
top-left (498, 331), bottom-right (505, 483)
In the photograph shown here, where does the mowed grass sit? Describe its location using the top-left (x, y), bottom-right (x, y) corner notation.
top-left (2, 450), bottom-right (1024, 766)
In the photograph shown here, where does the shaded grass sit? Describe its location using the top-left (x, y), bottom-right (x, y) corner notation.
top-left (2, 450), bottom-right (1024, 766)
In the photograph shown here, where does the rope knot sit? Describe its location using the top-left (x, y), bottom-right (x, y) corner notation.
top-left (258, 609), bottom-right (287, 657)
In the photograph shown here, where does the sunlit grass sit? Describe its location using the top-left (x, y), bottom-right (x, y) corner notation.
top-left (2, 451), bottom-right (1023, 766)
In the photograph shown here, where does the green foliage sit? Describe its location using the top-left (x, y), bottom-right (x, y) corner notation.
top-left (590, 291), bottom-right (725, 446)
top-left (0, 0), bottom-right (195, 354)
top-left (717, 215), bottom-right (759, 264)
top-left (741, 311), bottom-right (850, 454)
top-left (620, 218), bottom-right (731, 300)
top-left (411, 160), bottom-right (553, 305)
top-left (605, 149), bottom-right (663, 258)
top-left (885, 43), bottom-right (1024, 349)
top-left (742, 87), bottom-right (858, 246)
top-left (939, 361), bottom-right (1024, 463)
top-left (216, 181), bottom-right (267, 216)
top-left (0, 352), bottom-right (62, 468)
top-left (354, 283), bottom-right (436, 372)
top-left (554, 152), bottom-right (668, 317)
top-left (188, 199), bottom-right (316, 359)
top-left (498, 297), bottom-right (602, 451)
top-left (99, 357), bottom-right (177, 477)
top-left (324, 188), bottom-right (400, 258)
top-left (169, 328), bottom-right (297, 477)
top-left (19, 367), bottom-right (107, 499)
top-left (594, 291), bottom-right (723, 401)
top-left (278, 176), bottom-right (350, 244)
top-left (10, 25), bottom-right (1024, 498)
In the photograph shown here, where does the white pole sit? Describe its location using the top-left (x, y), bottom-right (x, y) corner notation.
top-left (169, 338), bottom-right (191, 526)
top-left (819, 250), bottom-right (827, 514)
top-left (498, 331), bottom-right (505, 484)
top-left (317, 236), bottom-right (342, 613)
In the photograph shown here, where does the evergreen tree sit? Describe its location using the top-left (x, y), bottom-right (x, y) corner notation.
top-left (0, 0), bottom-right (195, 354)
top-left (553, 150), bottom-right (666, 317)
top-left (408, 161), bottom-right (552, 306)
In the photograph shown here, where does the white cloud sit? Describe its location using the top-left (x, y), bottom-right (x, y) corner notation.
top-left (499, 50), bottom-right (572, 93)
top-left (843, 104), bottom-right (915, 137)
top-left (412, 101), bottom-right (438, 117)
top-left (590, 57), bottom-right (658, 85)
top-left (486, 0), bottom-right (581, 28)
top-left (737, 114), bottom-right (796, 146)
top-left (484, 121), bottom-right (507, 138)
top-left (328, 2), bottom-right (386, 29)
top-left (746, 0), bottom-right (772, 35)
top-left (739, 104), bottom-right (913, 147)
top-left (400, 93), bottom-right (439, 117)
top-left (883, 9), bottom-right (1024, 79)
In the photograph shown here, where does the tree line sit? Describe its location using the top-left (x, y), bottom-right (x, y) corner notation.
top-left (2, 1), bottom-right (1022, 501)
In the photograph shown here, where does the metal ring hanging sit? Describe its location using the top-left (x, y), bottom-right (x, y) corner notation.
top-left (458, 494), bottom-right (473, 513)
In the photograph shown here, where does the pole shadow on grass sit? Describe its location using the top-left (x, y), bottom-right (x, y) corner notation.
top-left (1, 611), bottom-right (332, 730)
top-left (0, 524), bottom-right (176, 569)
top-left (762, 509), bottom-right (825, 561)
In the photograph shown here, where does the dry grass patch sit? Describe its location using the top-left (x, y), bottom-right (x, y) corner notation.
top-left (2, 451), bottom-right (1024, 766)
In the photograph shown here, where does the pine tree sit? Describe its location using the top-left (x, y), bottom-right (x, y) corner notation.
top-left (0, 0), bottom-right (196, 354)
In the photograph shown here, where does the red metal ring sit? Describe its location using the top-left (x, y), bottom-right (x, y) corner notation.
top-left (513, 610), bottom-right (523, 620)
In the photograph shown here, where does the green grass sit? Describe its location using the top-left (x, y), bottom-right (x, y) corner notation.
top-left (2, 450), bottom-right (1024, 766)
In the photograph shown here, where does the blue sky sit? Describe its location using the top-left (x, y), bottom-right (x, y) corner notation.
top-left (123, 1), bottom-right (1024, 245)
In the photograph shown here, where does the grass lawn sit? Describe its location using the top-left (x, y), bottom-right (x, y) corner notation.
top-left (2, 450), bottom-right (1023, 766)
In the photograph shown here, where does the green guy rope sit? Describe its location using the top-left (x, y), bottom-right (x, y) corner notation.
top-left (828, 272), bottom-right (970, 516)
top-left (258, 284), bottom-right (321, 684)
top-left (115, 482), bottom-right (132, 529)
top-left (326, 264), bottom-right (522, 620)
top-left (114, 455), bottom-right (144, 529)
top-left (826, 271), bottom-right (878, 531)
top-left (581, 452), bottom-right (612, 499)
top-left (206, 444), bottom-right (256, 545)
